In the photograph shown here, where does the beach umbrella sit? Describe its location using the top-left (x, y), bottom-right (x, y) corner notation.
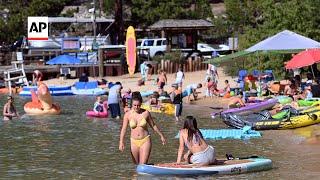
top-left (46, 55), bottom-right (81, 65)
top-left (285, 49), bottom-right (320, 69)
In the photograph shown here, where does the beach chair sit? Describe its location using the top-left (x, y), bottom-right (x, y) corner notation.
top-left (264, 70), bottom-right (274, 83)
top-left (252, 70), bottom-right (260, 79)
top-left (237, 70), bottom-right (247, 90)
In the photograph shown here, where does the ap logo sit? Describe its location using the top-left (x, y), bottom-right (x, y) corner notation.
top-left (28, 16), bottom-right (48, 40)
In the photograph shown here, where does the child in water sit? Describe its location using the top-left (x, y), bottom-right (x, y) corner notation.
top-left (122, 88), bottom-right (132, 113)
top-left (93, 96), bottom-right (104, 113)
top-left (148, 91), bottom-right (160, 107)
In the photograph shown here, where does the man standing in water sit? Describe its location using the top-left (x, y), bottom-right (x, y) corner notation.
top-left (3, 96), bottom-right (18, 120)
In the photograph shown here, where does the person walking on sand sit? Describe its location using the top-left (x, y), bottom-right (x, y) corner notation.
top-left (3, 96), bottom-right (19, 121)
top-left (175, 66), bottom-right (185, 88)
top-left (157, 69), bottom-right (167, 94)
top-left (119, 92), bottom-right (166, 164)
top-left (170, 84), bottom-right (183, 121)
top-left (176, 116), bottom-right (216, 165)
top-left (206, 64), bottom-right (219, 84)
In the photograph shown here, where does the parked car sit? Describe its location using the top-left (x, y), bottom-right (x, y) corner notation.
top-left (197, 43), bottom-right (219, 59)
top-left (137, 38), bottom-right (167, 59)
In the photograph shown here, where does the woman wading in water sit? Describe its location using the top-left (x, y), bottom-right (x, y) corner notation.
top-left (119, 92), bottom-right (166, 164)
top-left (3, 96), bottom-right (18, 121)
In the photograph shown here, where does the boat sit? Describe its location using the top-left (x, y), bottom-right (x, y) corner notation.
top-left (141, 103), bottom-right (175, 115)
top-left (222, 106), bottom-right (320, 130)
top-left (211, 98), bottom-right (278, 118)
top-left (136, 157), bottom-right (272, 176)
top-left (19, 85), bottom-right (73, 96)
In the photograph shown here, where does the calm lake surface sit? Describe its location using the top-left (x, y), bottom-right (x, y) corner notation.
top-left (0, 95), bottom-right (320, 179)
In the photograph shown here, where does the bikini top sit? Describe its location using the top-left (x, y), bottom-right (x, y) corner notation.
top-left (129, 113), bottom-right (147, 129)
top-left (184, 131), bottom-right (201, 148)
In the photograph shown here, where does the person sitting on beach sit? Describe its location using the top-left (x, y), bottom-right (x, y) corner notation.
top-left (306, 73), bottom-right (313, 85)
top-left (79, 72), bottom-right (89, 82)
top-left (119, 92), bottom-right (166, 164)
top-left (228, 91), bottom-right (246, 108)
top-left (213, 80), bottom-right (231, 97)
top-left (293, 85), bottom-right (313, 101)
top-left (185, 83), bottom-right (203, 102)
top-left (93, 96), bottom-right (104, 113)
top-left (148, 91), bottom-right (160, 107)
top-left (177, 116), bottom-right (216, 165)
top-left (284, 79), bottom-right (298, 96)
top-left (311, 79), bottom-right (320, 97)
top-left (170, 84), bottom-right (183, 121)
top-left (3, 96), bottom-right (18, 121)
top-left (122, 88), bottom-right (132, 113)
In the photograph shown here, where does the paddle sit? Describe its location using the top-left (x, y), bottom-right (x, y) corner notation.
top-left (209, 107), bottom-right (224, 110)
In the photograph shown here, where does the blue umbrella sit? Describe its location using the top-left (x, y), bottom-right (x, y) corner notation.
top-left (46, 55), bottom-right (81, 65)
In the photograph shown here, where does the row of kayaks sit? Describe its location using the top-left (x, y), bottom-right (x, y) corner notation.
top-left (222, 105), bottom-right (320, 130)
top-left (212, 96), bottom-right (320, 130)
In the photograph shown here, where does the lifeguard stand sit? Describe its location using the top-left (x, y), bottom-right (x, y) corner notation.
top-left (3, 52), bottom-right (29, 95)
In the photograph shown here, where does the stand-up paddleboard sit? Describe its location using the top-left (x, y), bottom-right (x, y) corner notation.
top-left (126, 26), bottom-right (136, 76)
top-left (137, 157), bottom-right (272, 176)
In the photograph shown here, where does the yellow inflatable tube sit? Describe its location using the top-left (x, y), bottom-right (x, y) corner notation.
top-left (141, 103), bottom-right (175, 115)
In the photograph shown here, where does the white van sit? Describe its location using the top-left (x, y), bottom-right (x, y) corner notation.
top-left (137, 38), bottom-right (167, 58)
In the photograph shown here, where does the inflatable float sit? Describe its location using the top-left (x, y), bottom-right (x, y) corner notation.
top-left (86, 101), bottom-right (108, 118)
top-left (137, 157), bottom-right (272, 176)
top-left (20, 85), bottom-right (73, 96)
top-left (24, 70), bottom-right (61, 115)
top-left (211, 98), bottom-right (278, 118)
top-left (72, 82), bottom-right (107, 96)
top-left (175, 126), bottom-right (261, 140)
top-left (141, 103), bottom-right (175, 115)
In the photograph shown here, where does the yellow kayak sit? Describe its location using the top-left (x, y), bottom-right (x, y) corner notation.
top-left (257, 106), bottom-right (319, 129)
top-left (141, 103), bottom-right (175, 115)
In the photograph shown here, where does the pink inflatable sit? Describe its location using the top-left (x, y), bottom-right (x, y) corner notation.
top-left (86, 101), bottom-right (108, 118)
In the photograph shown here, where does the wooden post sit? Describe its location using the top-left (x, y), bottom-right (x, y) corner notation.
top-left (188, 57), bottom-right (192, 72)
top-left (161, 59), bottom-right (164, 70)
top-left (98, 48), bottom-right (104, 78)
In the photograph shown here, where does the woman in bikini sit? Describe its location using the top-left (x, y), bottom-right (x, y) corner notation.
top-left (119, 92), bottom-right (166, 164)
top-left (3, 96), bottom-right (18, 121)
top-left (177, 116), bottom-right (216, 165)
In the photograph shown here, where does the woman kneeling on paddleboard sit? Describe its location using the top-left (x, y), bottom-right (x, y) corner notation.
top-left (177, 116), bottom-right (216, 165)
top-left (119, 91), bottom-right (166, 164)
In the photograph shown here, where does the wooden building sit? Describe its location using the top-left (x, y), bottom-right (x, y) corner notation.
top-left (148, 19), bottom-right (214, 51)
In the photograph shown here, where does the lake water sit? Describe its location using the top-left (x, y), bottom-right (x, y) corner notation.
top-left (0, 95), bottom-right (320, 179)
